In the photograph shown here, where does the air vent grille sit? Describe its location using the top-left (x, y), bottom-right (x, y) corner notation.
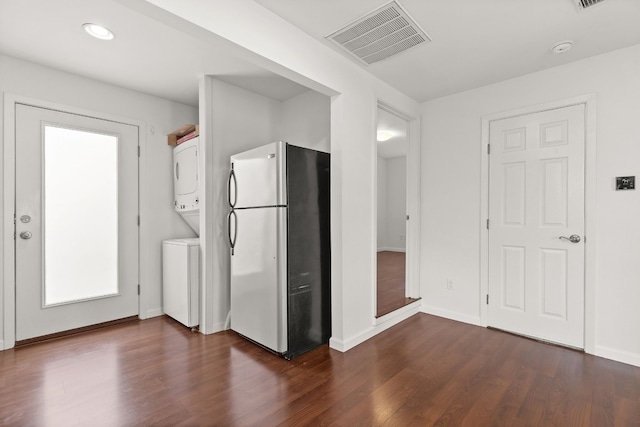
top-left (573, 0), bottom-right (606, 10)
top-left (326, 1), bottom-right (431, 65)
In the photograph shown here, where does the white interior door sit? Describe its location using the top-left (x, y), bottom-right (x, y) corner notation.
top-left (15, 104), bottom-right (139, 341)
top-left (488, 104), bottom-right (585, 348)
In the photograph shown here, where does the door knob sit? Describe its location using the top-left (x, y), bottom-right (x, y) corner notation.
top-left (19, 231), bottom-right (32, 240)
top-left (559, 234), bottom-right (581, 243)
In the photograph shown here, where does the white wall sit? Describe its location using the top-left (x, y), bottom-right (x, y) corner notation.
top-left (200, 78), bottom-right (282, 333)
top-left (420, 43), bottom-right (640, 366)
top-left (377, 156), bottom-right (407, 252)
top-left (201, 80), bottom-right (330, 333)
top-left (138, 0), bottom-right (421, 350)
top-left (385, 157), bottom-right (407, 252)
top-left (377, 158), bottom-right (388, 250)
top-left (0, 54), bottom-right (198, 348)
top-left (281, 90), bottom-right (330, 153)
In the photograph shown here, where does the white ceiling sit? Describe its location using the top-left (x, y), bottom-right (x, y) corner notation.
top-left (0, 0), bottom-right (310, 106)
top-left (1, 0), bottom-right (638, 128)
top-left (255, 0), bottom-right (640, 102)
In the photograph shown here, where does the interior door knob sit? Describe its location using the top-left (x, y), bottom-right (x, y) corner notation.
top-left (19, 231), bottom-right (32, 240)
top-left (559, 234), bottom-right (581, 243)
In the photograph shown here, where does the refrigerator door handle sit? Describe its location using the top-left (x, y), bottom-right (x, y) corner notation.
top-left (228, 209), bottom-right (238, 255)
top-left (228, 168), bottom-right (237, 208)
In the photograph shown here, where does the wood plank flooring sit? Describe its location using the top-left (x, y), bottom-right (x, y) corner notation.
top-left (377, 251), bottom-right (418, 317)
top-left (1, 313), bottom-right (639, 426)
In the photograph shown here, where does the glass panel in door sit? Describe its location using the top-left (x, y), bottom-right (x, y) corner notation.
top-left (43, 126), bottom-right (119, 306)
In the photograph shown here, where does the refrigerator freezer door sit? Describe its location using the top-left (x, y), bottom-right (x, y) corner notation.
top-left (230, 206), bottom-right (287, 353)
top-left (229, 141), bottom-right (286, 209)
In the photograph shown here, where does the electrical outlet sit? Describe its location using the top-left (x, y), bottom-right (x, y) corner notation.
top-left (446, 279), bottom-right (454, 290)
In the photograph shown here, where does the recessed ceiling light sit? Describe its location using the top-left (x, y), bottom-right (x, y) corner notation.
top-left (83, 23), bottom-right (114, 40)
top-left (551, 40), bottom-right (573, 54)
top-left (377, 131), bottom-right (393, 142)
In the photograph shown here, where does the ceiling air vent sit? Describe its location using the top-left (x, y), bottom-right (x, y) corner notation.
top-left (573, 0), bottom-right (607, 10)
top-left (325, 1), bottom-right (431, 65)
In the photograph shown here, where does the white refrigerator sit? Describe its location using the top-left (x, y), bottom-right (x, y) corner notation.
top-left (228, 141), bottom-right (331, 359)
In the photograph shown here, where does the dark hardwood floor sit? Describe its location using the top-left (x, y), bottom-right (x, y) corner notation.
top-left (377, 251), bottom-right (418, 317)
top-left (1, 314), bottom-right (639, 426)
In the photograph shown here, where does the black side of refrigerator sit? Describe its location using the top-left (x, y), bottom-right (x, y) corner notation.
top-left (285, 144), bottom-right (331, 360)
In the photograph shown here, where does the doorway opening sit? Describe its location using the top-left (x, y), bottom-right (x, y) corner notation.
top-left (375, 105), bottom-right (418, 317)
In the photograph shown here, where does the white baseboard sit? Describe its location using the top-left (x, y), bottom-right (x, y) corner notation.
top-left (420, 304), bottom-right (484, 327)
top-left (144, 308), bottom-right (164, 319)
top-left (330, 302), bottom-right (421, 352)
top-left (592, 345), bottom-right (640, 368)
top-left (0, 340), bottom-right (5, 351)
top-left (200, 320), bottom-right (227, 335)
top-left (377, 247), bottom-right (406, 253)
top-left (373, 299), bottom-right (422, 326)
top-left (420, 305), bottom-right (640, 368)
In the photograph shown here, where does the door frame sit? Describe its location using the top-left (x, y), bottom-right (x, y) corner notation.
top-left (2, 94), bottom-right (147, 350)
top-left (479, 93), bottom-right (597, 354)
top-left (372, 99), bottom-right (421, 325)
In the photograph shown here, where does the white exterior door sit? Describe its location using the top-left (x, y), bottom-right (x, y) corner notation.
top-left (15, 104), bottom-right (139, 341)
top-left (488, 104), bottom-right (585, 348)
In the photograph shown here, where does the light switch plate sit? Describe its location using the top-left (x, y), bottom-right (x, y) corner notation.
top-left (616, 176), bottom-right (635, 190)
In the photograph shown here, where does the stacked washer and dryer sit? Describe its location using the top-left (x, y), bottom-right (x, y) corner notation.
top-left (162, 137), bottom-right (200, 328)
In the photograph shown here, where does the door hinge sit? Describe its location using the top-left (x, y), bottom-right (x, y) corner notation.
top-left (486, 219), bottom-right (489, 230)
top-left (486, 294), bottom-right (489, 305)
top-left (406, 215), bottom-right (410, 220)
top-left (487, 144), bottom-right (491, 155)
top-left (138, 146), bottom-right (141, 157)
top-left (138, 284), bottom-right (140, 295)
top-left (137, 215), bottom-right (140, 226)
